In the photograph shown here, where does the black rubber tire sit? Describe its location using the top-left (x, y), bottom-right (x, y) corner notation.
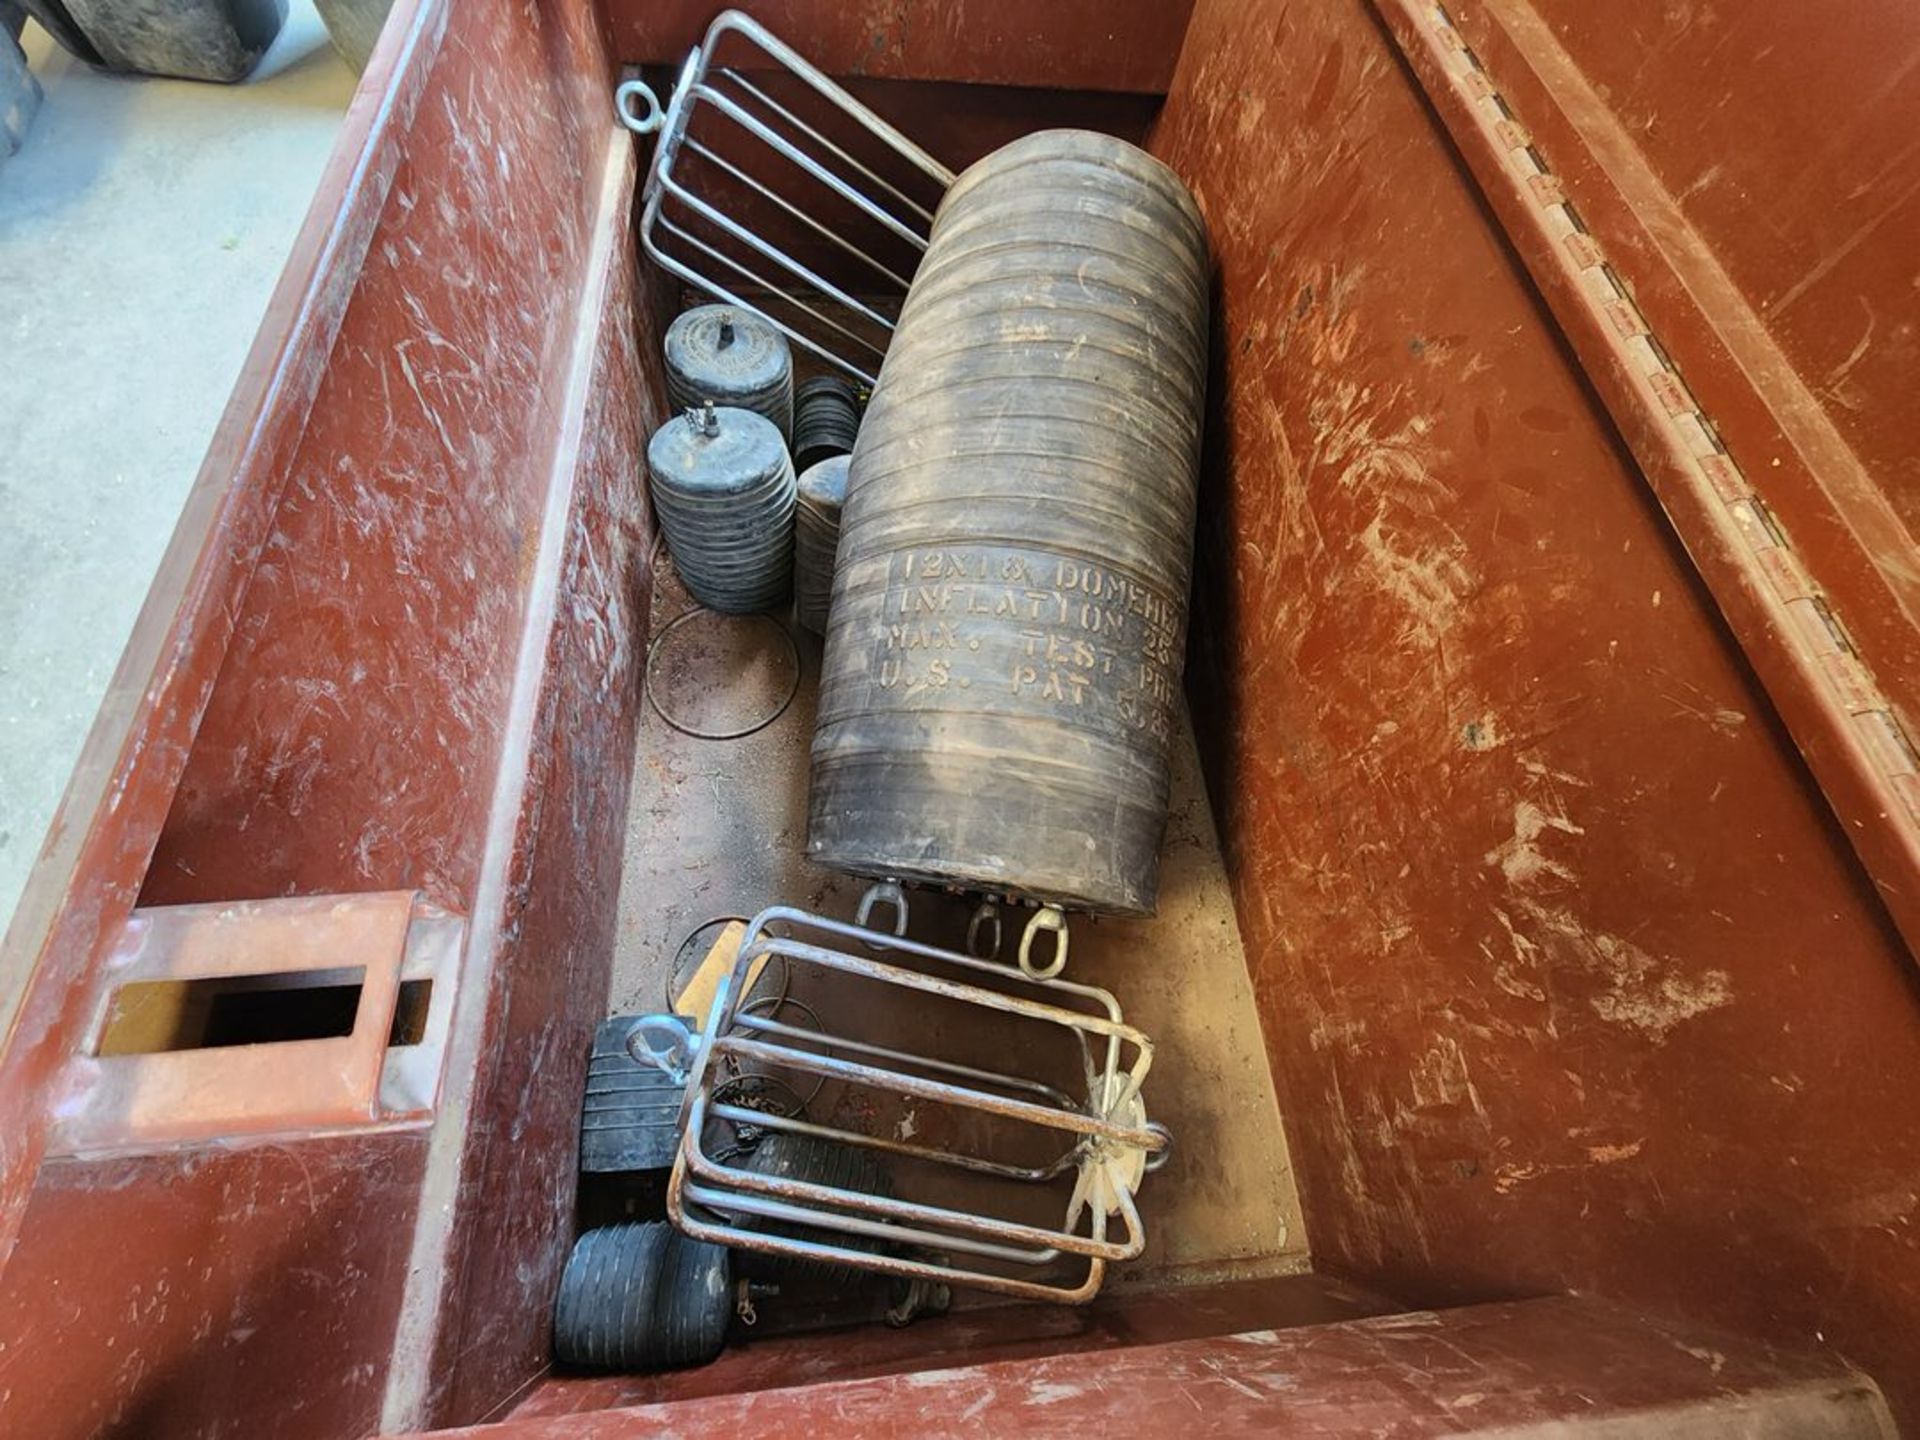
top-left (16, 0), bottom-right (103, 63)
top-left (554, 1223), bottom-right (668, 1369)
top-left (653, 1228), bottom-right (732, 1367)
top-left (739, 1132), bottom-right (894, 1278)
top-left (553, 1222), bottom-right (730, 1371)
top-left (44, 0), bottom-right (286, 81)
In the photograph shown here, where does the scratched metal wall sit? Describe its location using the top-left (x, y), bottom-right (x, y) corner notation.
top-left (1152, 0), bottom-right (1920, 1419)
top-left (604, 0), bottom-right (1196, 93)
top-left (1529, 0), bottom-right (1920, 544)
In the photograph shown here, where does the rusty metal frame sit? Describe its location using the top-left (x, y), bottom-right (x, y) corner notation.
top-left (664, 905), bottom-right (1167, 1305)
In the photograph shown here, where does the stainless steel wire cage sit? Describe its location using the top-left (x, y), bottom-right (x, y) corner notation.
top-left (635, 904), bottom-right (1170, 1306)
top-left (616, 10), bottom-right (956, 387)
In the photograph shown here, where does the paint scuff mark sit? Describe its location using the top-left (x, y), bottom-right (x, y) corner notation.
top-left (1355, 508), bottom-right (1472, 650)
top-left (1517, 900), bottom-right (1733, 1040)
top-left (1486, 800), bottom-right (1584, 887)
top-left (1586, 1139), bottom-right (1644, 1164)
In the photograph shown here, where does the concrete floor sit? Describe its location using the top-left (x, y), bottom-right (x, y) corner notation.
top-left (0, 3), bottom-right (354, 937)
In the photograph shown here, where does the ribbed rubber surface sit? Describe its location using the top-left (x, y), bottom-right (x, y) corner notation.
top-left (792, 374), bottom-right (862, 475)
top-left (794, 454), bottom-right (850, 637)
top-left (809, 129), bottom-right (1210, 916)
top-left (664, 304), bottom-right (794, 441)
top-left (578, 1016), bottom-right (684, 1174)
top-left (553, 1222), bottom-right (730, 1371)
top-left (740, 1131), bottom-right (894, 1278)
top-left (647, 406), bottom-right (797, 614)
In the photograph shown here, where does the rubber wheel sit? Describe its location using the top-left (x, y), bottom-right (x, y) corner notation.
top-left (653, 1226), bottom-right (732, 1367)
top-left (739, 1132), bottom-right (895, 1278)
top-left (38, 0), bottom-right (285, 81)
top-left (16, 0), bottom-right (103, 64)
top-left (553, 1222), bottom-right (730, 1371)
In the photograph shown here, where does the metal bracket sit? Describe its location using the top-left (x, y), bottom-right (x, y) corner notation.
top-left (616, 9), bottom-right (957, 386)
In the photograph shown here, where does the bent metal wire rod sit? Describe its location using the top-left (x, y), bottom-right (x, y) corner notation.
top-left (647, 905), bottom-right (1170, 1306)
top-left (615, 10), bottom-right (956, 387)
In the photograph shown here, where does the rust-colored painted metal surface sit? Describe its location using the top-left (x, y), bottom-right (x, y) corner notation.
top-left (0, 0), bottom-right (451, 1266)
top-left (8, 0), bottom-right (1920, 1432)
top-left (382, 140), bottom-right (660, 1431)
top-left (511, 1274), bottom-right (1393, 1417)
top-left (1151, 0), bottom-right (1920, 1423)
top-left (138, 0), bottom-right (618, 915)
top-left (54, 891), bottom-right (442, 1152)
top-left (0, 0), bottom-right (649, 1431)
top-left (839, 79), bottom-right (1158, 173)
top-left (424, 1298), bottom-right (1893, 1437)
top-left (1374, 0), bottom-right (1920, 962)
top-left (608, 0), bottom-right (1196, 94)
top-left (0, 1134), bottom-right (427, 1440)
top-left (1517, 1), bottom-right (1920, 551)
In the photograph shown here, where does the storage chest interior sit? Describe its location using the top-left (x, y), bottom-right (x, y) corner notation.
top-left (1, 0), bottom-right (1918, 1434)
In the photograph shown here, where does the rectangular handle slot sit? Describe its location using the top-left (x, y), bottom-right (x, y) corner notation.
top-left (94, 967), bottom-right (370, 1056)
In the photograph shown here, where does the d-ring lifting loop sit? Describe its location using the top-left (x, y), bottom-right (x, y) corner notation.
top-left (966, 902), bottom-right (1002, 960)
top-left (626, 1013), bottom-right (699, 1082)
top-left (617, 78), bottom-right (664, 135)
top-left (856, 880), bottom-right (909, 937)
top-left (1018, 906), bottom-right (1069, 980)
